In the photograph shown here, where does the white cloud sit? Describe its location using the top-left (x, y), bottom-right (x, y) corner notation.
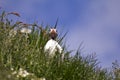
top-left (68, 0), bottom-right (120, 55)
top-left (67, 0), bottom-right (120, 67)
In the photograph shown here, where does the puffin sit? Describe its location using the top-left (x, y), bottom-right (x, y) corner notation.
top-left (44, 28), bottom-right (63, 58)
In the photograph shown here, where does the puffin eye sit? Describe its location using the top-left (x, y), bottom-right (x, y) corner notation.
top-left (49, 29), bottom-right (52, 32)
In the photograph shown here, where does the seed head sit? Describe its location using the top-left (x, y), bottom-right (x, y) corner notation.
top-left (8, 12), bottom-right (20, 17)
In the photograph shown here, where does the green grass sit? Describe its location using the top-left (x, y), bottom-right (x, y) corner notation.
top-left (0, 11), bottom-right (120, 80)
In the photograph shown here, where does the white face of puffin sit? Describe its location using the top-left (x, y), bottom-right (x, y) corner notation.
top-left (50, 28), bottom-right (57, 34)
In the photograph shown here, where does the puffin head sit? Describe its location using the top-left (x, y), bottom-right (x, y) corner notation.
top-left (49, 28), bottom-right (58, 40)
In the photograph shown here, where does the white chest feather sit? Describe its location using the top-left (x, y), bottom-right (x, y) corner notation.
top-left (44, 39), bottom-right (62, 57)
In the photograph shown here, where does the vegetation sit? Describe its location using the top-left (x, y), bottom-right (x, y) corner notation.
top-left (0, 10), bottom-right (120, 80)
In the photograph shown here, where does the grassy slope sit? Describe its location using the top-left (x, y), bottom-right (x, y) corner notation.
top-left (0, 11), bottom-right (120, 80)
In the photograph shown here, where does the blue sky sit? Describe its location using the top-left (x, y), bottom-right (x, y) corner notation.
top-left (0, 0), bottom-right (120, 68)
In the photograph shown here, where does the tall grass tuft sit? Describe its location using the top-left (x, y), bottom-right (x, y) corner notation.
top-left (0, 10), bottom-right (119, 80)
